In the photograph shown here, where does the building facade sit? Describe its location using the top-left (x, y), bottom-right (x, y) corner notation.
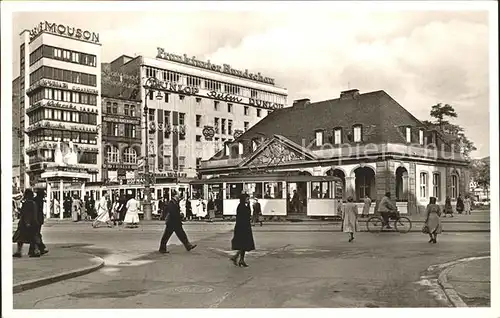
top-left (108, 49), bottom-right (288, 191)
top-left (12, 77), bottom-right (21, 192)
top-left (197, 89), bottom-right (471, 217)
top-left (21, 21), bottom-right (102, 190)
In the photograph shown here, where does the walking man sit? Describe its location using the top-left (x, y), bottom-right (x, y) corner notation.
top-left (31, 189), bottom-right (48, 255)
top-left (252, 198), bottom-right (263, 226)
top-left (159, 191), bottom-right (197, 254)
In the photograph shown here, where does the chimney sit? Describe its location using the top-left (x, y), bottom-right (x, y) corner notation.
top-left (340, 89), bottom-right (360, 100)
top-left (293, 98), bottom-right (311, 108)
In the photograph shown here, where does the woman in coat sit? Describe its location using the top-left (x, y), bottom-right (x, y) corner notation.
top-left (456, 194), bottom-right (464, 214)
top-left (230, 194), bottom-right (255, 267)
top-left (425, 197), bottom-right (443, 243)
top-left (342, 196), bottom-right (359, 242)
top-left (362, 195), bottom-right (371, 217)
top-left (13, 189), bottom-right (41, 257)
top-left (443, 196), bottom-right (453, 217)
top-left (464, 195), bottom-right (472, 215)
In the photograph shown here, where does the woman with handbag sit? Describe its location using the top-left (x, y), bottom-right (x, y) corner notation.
top-left (424, 197), bottom-right (443, 243)
top-left (230, 194), bottom-right (255, 267)
top-left (13, 189), bottom-right (41, 258)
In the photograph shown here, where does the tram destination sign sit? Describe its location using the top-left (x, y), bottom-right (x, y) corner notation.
top-left (30, 21), bottom-right (100, 44)
top-left (156, 47), bottom-right (275, 85)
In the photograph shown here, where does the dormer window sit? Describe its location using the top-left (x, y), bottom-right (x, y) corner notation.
top-left (419, 129), bottom-right (424, 145)
top-left (315, 130), bottom-right (324, 146)
top-left (406, 127), bottom-right (411, 143)
top-left (353, 125), bottom-right (362, 142)
top-left (333, 128), bottom-right (342, 145)
top-left (251, 139), bottom-right (258, 151)
top-left (238, 142), bottom-right (244, 155)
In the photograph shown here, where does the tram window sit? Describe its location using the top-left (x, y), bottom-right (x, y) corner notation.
top-left (245, 182), bottom-right (263, 199)
top-left (227, 183), bottom-right (243, 199)
top-left (156, 189), bottom-right (162, 199)
top-left (334, 181), bottom-right (344, 199)
top-left (263, 182), bottom-right (283, 199)
top-left (192, 184), bottom-right (203, 199)
top-left (311, 182), bottom-right (331, 199)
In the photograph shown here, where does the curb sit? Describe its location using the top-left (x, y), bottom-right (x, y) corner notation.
top-left (13, 255), bottom-right (105, 294)
top-left (436, 255), bottom-right (490, 307)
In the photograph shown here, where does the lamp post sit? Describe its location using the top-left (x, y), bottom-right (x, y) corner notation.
top-left (143, 77), bottom-right (163, 220)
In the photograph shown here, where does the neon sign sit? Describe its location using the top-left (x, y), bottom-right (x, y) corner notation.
top-left (30, 21), bottom-right (100, 44)
top-left (156, 47), bottom-right (275, 85)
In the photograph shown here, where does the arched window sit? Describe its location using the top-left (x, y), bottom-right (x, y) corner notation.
top-left (451, 174), bottom-right (459, 199)
top-left (432, 173), bottom-right (441, 200)
top-left (106, 145), bottom-right (119, 163)
top-left (419, 172), bottom-right (428, 198)
top-left (123, 147), bottom-right (137, 164)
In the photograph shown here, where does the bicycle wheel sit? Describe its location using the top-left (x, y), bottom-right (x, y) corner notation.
top-left (394, 216), bottom-right (412, 233)
top-left (366, 216), bottom-right (383, 233)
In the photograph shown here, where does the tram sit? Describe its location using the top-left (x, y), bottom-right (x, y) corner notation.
top-left (189, 172), bottom-right (344, 218)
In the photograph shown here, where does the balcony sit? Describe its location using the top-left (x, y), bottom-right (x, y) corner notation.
top-left (27, 120), bottom-right (98, 134)
top-left (26, 100), bottom-right (99, 115)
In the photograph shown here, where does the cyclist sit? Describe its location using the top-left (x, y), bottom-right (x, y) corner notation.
top-left (378, 192), bottom-right (398, 229)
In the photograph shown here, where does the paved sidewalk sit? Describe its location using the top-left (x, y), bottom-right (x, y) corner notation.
top-left (12, 244), bottom-right (104, 294)
top-left (444, 257), bottom-right (490, 307)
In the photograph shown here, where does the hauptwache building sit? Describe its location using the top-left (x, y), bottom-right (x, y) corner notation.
top-left (196, 89), bottom-right (471, 217)
top-left (19, 21), bottom-right (101, 201)
top-left (109, 48), bottom-right (288, 199)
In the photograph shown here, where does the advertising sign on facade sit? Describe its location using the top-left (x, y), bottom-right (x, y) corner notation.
top-left (30, 21), bottom-right (100, 44)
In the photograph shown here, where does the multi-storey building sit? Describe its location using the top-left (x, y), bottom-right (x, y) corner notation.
top-left (12, 77), bottom-right (21, 192)
top-left (20, 21), bottom-right (102, 191)
top-left (100, 61), bottom-right (142, 186)
top-left (108, 49), bottom-right (288, 198)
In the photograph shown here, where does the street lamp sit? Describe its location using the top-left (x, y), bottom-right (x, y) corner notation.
top-left (143, 77), bottom-right (163, 220)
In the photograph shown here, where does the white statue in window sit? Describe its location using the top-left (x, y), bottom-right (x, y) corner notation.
top-left (54, 140), bottom-right (64, 165)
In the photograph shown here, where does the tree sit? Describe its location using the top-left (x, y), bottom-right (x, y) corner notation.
top-left (423, 103), bottom-right (477, 159)
top-left (471, 157), bottom-right (490, 199)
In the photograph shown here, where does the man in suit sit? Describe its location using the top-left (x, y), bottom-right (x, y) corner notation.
top-left (159, 191), bottom-right (197, 253)
top-left (252, 198), bottom-right (263, 226)
top-left (30, 189), bottom-right (48, 256)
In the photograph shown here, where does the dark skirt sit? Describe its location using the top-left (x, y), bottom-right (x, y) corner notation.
top-left (231, 222), bottom-right (255, 251)
top-left (12, 221), bottom-right (37, 244)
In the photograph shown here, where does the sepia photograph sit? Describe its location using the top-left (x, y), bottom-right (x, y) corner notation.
top-left (1, 1), bottom-right (498, 317)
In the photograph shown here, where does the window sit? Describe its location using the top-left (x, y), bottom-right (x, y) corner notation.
top-left (228, 120), bottom-right (233, 135)
top-left (315, 130), bottom-right (324, 146)
top-left (165, 93), bottom-right (169, 103)
top-left (125, 124), bottom-right (136, 138)
top-left (148, 109), bottom-right (155, 122)
top-left (123, 147), bottom-right (137, 164)
top-left (164, 156), bottom-right (171, 169)
top-left (130, 105), bottom-right (136, 117)
top-left (214, 118), bottom-right (220, 134)
top-left (451, 174), bottom-right (459, 199)
top-left (353, 125), bottom-right (362, 142)
top-left (124, 104), bottom-right (129, 116)
top-left (113, 124), bottom-right (119, 136)
top-left (196, 115), bottom-right (202, 127)
top-left (311, 182), bottom-right (330, 199)
top-left (238, 142), bottom-right (244, 155)
top-left (107, 145), bottom-right (119, 163)
top-left (406, 127), bottom-right (411, 143)
top-left (106, 102), bottom-right (111, 113)
top-left (179, 156), bottom-right (186, 170)
top-left (419, 172), bottom-right (428, 198)
top-left (263, 182), bottom-right (283, 199)
top-left (112, 102), bottom-right (118, 114)
top-left (149, 91), bottom-right (153, 100)
top-left (196, 135), bottom-right (202, 142)
top-left (226, 183), bottom-right (244, 199)
top-left (227, 103), bottom-right (233, 113)
top-left (432, 173), bottom-right (441, 200)
top-left (221, 119), bottom-right (226, 134)
top-left (419, 129), bottom-right (424, 145)
top-left (257, 109), bottom-right (261, 117)
top-left (244, 121), bottom-right (249, 131)
top-left (179, 113), bottom-right (185, 125)
top-left (214, 101), bottom-right (219, 111)
top-left (334, 128), bottom-right (342, 144)
top-left (164, 111), bottom-right (171, 125)
top-left (244, 106), bottom-right (249, 116)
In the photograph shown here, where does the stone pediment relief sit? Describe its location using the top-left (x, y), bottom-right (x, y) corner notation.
top-left (244, 139), bottom-right (312, 168)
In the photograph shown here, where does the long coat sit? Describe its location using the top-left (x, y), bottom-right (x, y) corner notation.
top-left (342, 202), bottom-right (359, 233)
top-left (13, 199), bottom-right (40, 244)
top-left (425, 203), bottom-right (442, 234)
top-left (231, 203), bottom-right (255, 251)
top-left (165, 199), bottom-right (183, 226)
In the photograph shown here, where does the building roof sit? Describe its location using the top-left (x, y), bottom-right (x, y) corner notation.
top-left (210, 89), bottom-right (446, 160)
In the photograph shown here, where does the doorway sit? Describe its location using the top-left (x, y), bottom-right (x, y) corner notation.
top-left (287, 182), bottom-right (307, 215)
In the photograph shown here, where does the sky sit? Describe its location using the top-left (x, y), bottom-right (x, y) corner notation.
top-left (9, 4), bottom-right (492, 159)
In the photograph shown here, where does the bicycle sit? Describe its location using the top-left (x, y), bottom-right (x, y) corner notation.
top-left (366, 210), bottom-right (412, 233)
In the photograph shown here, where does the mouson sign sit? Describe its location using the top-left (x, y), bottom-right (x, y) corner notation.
top-left (29, 21), bottom-right (100, 44)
